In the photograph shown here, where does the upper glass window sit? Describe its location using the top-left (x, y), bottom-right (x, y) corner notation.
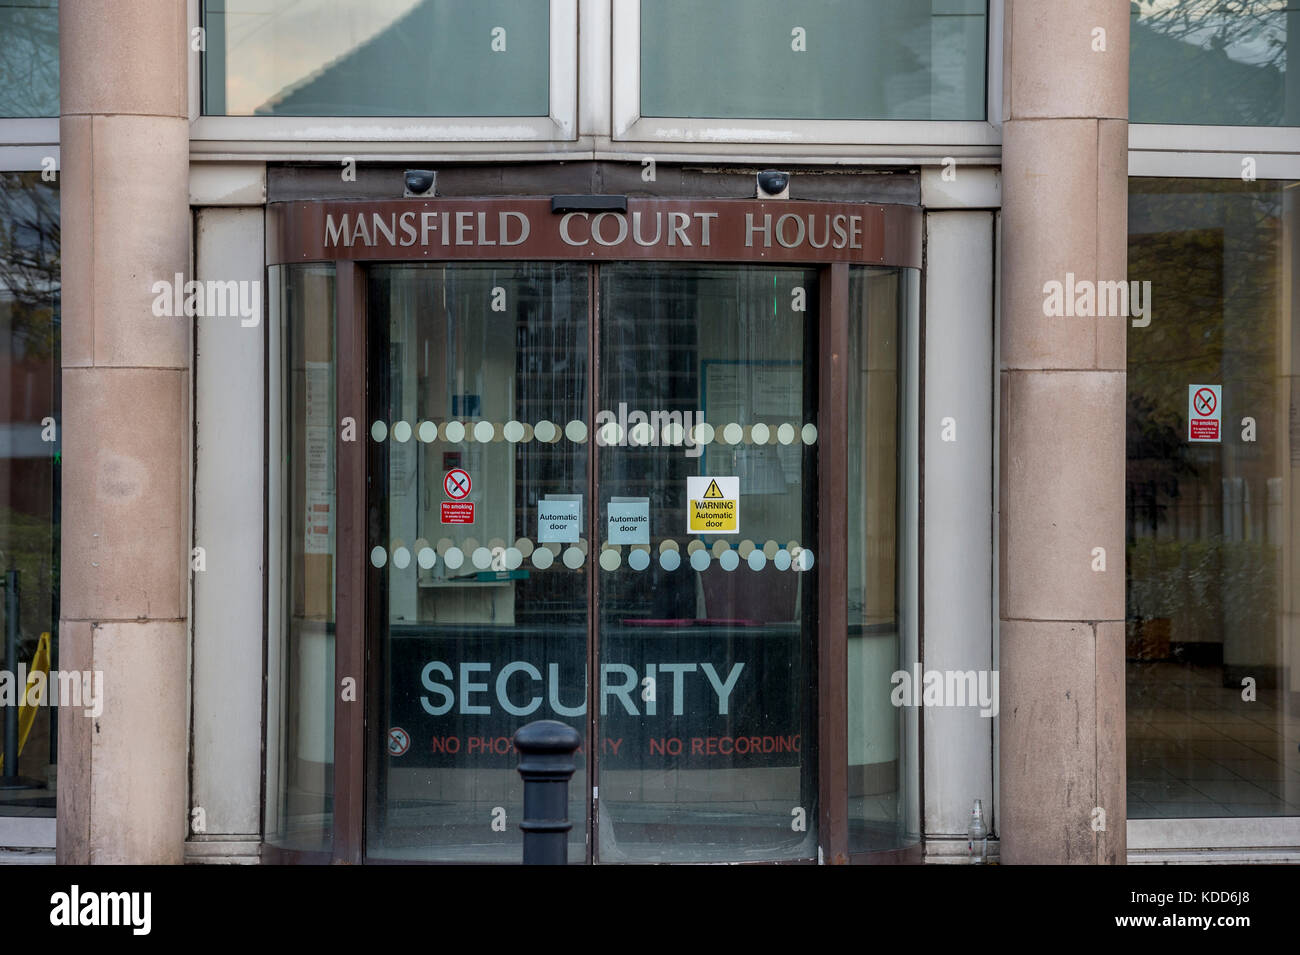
top-left (1131, 0), bottom-right (1300, 126)
top-left (201, 0), bottom-right (550, 117)
top-left (0, 0), bottom-right (58, 118)
top-left (638, 0), bottom-right (987, 121)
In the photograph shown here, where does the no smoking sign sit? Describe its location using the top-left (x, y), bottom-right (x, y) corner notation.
top-left (1188, 384), bottom-right (1221, 443)
top-left (444, 468), bottom-right (472, 499)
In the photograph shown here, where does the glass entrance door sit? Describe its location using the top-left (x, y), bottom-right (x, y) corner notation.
top-left (363, 261), bottom-right (820, 862)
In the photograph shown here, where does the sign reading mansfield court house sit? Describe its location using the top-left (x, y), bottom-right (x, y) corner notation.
top-left (273, 198), bottom-right (923, 267)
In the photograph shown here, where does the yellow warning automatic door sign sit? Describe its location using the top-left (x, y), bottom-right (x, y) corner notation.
top-left (687, 475), bottom-right (739, 534)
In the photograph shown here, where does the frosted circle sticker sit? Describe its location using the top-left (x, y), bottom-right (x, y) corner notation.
top-left (532, 547), bottom-right (554, 570)
top-left (763, 540), bottom-right (779, 558)
top-left (659, 549), bottom-right (681, 571)
top-left (370, 421), bottom-right (388, 442)
top-left (801, 423), bottom-right (818, 445)
top-left (565, 420), bottom-right (588, 443)
top-left (392, 546), bottom-right (411, 569)
top-left (369, 546), bottom-right (387, 568)
top-left (474, 421), bottom-right (495, 443)
top-left (777, 423), bottom-right (796, 445)
top-left (629, 422), bottom-right (654, 446)
top-left (662, 422), bottom-right (685, 446)
top-left (436, 537), bottom-right (453, 554)
top-left (418, 421), bottom-right (437, 443)
top-left (722, 423), bottom-right (743, 445)
top-left (694, 423), bottom-right (715, 446)
top-left (686, 540), bottom-right (705, 555)
top-left (737, 539), bottom-right (755, 558)
top-left (392, 421), bottom-right (412, 443)
top-left (751, 423), bottom-right (770, 445)
top-left (689, 549), bottom-right (710, 572)
top-left (444, 547), bottom-right (465, 570)
top-left (659, 539), bottom-right (679, 553)
top-left (795, 548), bottom-right (815, 571)
top-left (599, 549), bottom-right (621, 572)
top-left (562, 546), bottom-right (584, 569)
top-left (747, 550), bottom-right (767, 571)
top-left (472, 547), bottom-right (492, 570)
top-left (515, 537), bottom-right (534, 557)
top-left (599, 421), bottom-right (623, 446)
top-left (535, 420), bottom-right (557, 443)
top-left (711, 540), bottom-right (730, 558)
top-left (444, 421), bottom-right (466, 443)
top-left (417, 547), bottom-right (436, 569)
top-left (504, 547), bottom-right (523, 570)
top-left (504, 420), bottom-right (525, 443)
top-left (720, 550), bottom-right (740, 572)
top-left (774, 550), bottom-right (792, 571)
top-left (629, 549), bottom-right (650, 571)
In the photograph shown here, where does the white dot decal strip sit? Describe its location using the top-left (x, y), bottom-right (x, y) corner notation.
top-left (366, 420), bottom-right (817, 448)
top-left (375, 534), bottom-right (808, 574)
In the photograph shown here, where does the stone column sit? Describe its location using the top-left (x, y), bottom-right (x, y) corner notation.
top-left (999, 1), bottom-right (1129, 863)
top-left (57, 1), bottom-right (190, 863)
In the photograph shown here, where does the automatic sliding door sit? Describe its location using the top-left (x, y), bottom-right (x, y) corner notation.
top-left (595, 264), bottom-right (820, 862)
top-left (364, 263), bottom-right (590, 862)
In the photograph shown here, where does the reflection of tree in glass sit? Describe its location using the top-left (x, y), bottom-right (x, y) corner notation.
top-left (1127, 392), bottom-right (1199, 534)
top-left (1132, 0), bottom-right (1292, 124)
top-left (0, 3), bottom-right (59, 118)
top-left (0, 173), bottom-right (60, 361)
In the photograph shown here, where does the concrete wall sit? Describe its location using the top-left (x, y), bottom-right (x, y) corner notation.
top-left (998, 0), bottom-right (1129, 864)
top-left (57, 0), bottom-right (191, 864)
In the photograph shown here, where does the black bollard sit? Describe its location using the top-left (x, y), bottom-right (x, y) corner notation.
top-left (513, 720), bottom-right (581, 865)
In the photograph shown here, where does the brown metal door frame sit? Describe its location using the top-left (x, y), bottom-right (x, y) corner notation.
top-left (298, 196), bottom-right (925, 864)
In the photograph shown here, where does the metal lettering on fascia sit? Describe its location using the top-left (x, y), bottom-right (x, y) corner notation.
top-left (279, 199), bottom-right (920, 268)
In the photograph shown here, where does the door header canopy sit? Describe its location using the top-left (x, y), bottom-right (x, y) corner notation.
top-left (270, 198), bottom-right (921, 268)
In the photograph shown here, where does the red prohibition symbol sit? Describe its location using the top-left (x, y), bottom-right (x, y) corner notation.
top-left (1193, 388), bottom-right (1217, 417)
top-left (388, 727), bottom-right (410, 757)
top-left (444, 468), bottom-right (472, 500)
